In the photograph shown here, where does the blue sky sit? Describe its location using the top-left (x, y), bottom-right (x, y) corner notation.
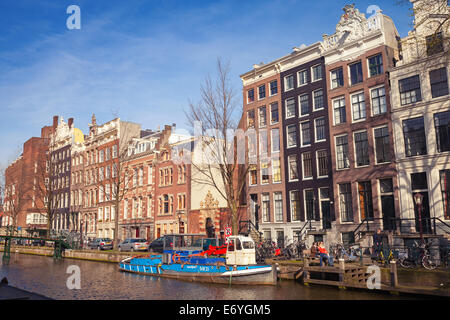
top-left (0, 0), bottom-right (413, 165)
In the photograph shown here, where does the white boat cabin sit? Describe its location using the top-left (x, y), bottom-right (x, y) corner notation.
top-left (225, 235), bottom-right (256, 266)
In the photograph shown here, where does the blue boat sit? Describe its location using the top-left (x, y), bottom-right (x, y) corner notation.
top-left (119, 234), bottom-right (278, 285)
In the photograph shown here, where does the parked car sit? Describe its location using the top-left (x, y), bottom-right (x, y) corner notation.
top-left (31, 239), bottom-right (45, 246)
top-left (148, 237), bottom-right (165, 253)
top-left (88, 238), bottom-right (113, 250)
top-left (118, 238), bottom-right (149, 252)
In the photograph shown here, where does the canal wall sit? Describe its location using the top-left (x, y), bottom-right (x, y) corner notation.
top-left (0, 246), bottom-right (149, 263)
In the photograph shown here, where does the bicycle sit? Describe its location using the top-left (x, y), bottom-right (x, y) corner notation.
top-left (331, 243), bottom-right (361, 262)
top-left (373, 246), bottom-right (395, 266)
top-left (398, 241), bottom-right (438, 270)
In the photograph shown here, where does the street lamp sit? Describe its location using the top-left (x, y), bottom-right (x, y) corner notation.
top-left (414, 192), bottom-right (424, 244)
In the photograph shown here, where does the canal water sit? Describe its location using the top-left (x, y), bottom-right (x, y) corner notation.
top-left (0, 253), bottom-right (416, 300)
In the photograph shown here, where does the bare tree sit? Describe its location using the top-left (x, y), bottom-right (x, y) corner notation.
top-left (3, 174), bottom-right (30, 236)
top-left (185, 58), bottom-right (249, 235)
top-left (96, 120), bottom-right (140, 250)
top-left (34, 138), bottom-right (64, 238)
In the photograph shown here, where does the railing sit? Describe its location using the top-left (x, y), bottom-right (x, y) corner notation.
top-left (351, 217), bottom-right (450, 244)
top-left (351, 217), bottom-right (384, 243)
top-left (297, 220), bottom-right (316, 241)
top-left (238, 220), bottom-right (263, 242)
top-left (390, 217), bottom-right (450, 236)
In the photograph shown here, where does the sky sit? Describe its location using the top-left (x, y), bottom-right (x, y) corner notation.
top-left (0, 0), bottom-right (414, 166)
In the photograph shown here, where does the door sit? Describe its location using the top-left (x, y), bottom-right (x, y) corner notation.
top-left (321, 201), bottom-right (331, 230)
top-left (381, 195), bottom-right (396, 231)
top-left (136, 227), bottom-right (140, 238)
top-left (413, 192), bottom-right (432, 234)
top-left (250, 194), bottom-right (258, 226)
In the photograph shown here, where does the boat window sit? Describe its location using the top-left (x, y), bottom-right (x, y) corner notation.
top-left (243, 241), bottom-right (254, 249)
top-left (228, 240), bottom-right (235, 252)
top-left (235, 238), bottom-right (242, 251)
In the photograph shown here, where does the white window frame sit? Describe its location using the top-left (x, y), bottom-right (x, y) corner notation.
top-left (369, 85), bottom-right (387, 117)
top-left (284, 74), bottom-right (294, 92)
top-left (332, 96), bottom-right (346, 125)
top-left (285, 97), bottom-right (296, 119)
top-left (335, 133), bottom-right (350, 171)
top-left (311, 64), bottom-right (323, 82)
top-left (314, 117), bottom-right (326, 143)
top-left (301, 152), bottom-right (313, 181)
top-left (300, 121), bottom-right (311, 147)
top-left (353, 129), bottom-right (370, 168)
top-left (312, 88), bottom-right (324, 111)
top-left (350, 91), bottom-right (366, 123)
top-left (288, 154), bottom-right (299, 182)
top-left (297, 69), bottom-right (308, 87)
top-left (286, 124), bottom-right (297, 149)
top-left (316, 149), bottom-right (329, 178)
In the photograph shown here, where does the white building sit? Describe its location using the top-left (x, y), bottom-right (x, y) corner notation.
top-left (390, 0), bottom-right (450, 241)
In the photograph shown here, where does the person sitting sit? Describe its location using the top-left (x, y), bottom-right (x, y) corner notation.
top-left (310, 242), bottom-right (319, 258)
top-left (372, 229), bottom-right (383, 259)
top-left (318, 242), bottom-right (334, 267)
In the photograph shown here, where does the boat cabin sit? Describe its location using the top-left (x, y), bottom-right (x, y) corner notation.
top-left (226, 235), bottom-right (256, 266)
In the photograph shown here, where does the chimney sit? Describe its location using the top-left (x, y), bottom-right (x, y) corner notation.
top-left (53, 116), bottom-right (58, 130)
top-left (68, 118), bottom-right (74, 128)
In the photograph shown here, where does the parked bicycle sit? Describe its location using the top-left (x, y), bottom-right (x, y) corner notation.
top-left (398, 241), bottom-right (438, 270)
top-left (330, 243), bottom-right (361, 262)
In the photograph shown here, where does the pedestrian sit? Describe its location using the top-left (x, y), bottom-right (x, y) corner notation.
top-left (310, 242), bottom-right (318, 258)
top-left (318, 242), bottom-right (334, 266)
top-left (372, 229), bottom-right (383, 258)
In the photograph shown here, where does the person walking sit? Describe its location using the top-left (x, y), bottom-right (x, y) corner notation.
top-left (372, 229), bottom-right (383, 258)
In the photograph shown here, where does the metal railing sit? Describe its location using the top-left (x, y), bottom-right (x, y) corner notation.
top-left (238, 220), bottom-right (263, 242)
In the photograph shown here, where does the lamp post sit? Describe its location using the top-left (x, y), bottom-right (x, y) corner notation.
top-left (414, 192), bottom-right (424, 244)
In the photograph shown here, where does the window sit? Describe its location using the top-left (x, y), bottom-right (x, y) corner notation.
top-left (288, 155), bottom-right (298, 181)
top-left (336, 135), bottom-right (350, 169)
top-left (371, 86), bottom-right (386, 115)
top-left (430, 67), bottom-right (449, 98)
top-left (312, 65), bottom-right (323, 82)
top-left (105, 148), bottom-right (110, 161)
top-left (286, 98), bottom-right (296, 118)
top-left (354, 131), bottom-right (369, 167)
top-left (247, 89), bottom-right (255, 103)
top-left (313, 89), bottom-right (324, 110)
top-left (368, 54), bottom-right (383, 77)
top-left (287, 125), bottom-right (297, 148)
top-left (112, 145), bottom-right (118, 158)
top-left (298, 70), bottom-right (308, 86)
top-left (358, 181), bottom-right (374, 220)
top-left (426, 32), bottom-right (444, 56)
top-left (272, 159), bottom-right (281, 183)
top-left (302, 152), bottom-right (313, 179)
top-left (274, 192), bottom-right (283, 222)
top-left (270, 80), bottom-right (278, 96)
top-left (304, 189), bottom-right (315, 220)
top-left (339, 183), bottom-right (353, 222)
top-left (99, 150), bottom-right (104, 163)
top-left (258, 85), bottom-right (266, 100)
top-left (290, 191), bottom-right (301, 221)
top-left (314, 117), bottom-right (326, 142)
top-left (399, 75), bottom-right (422, 105)
top-left (249, 165), bottom-right (257, 185)
top-left (259, 106), bottom-right (267, 127)
top-left (261, 162), bottom-right (269, 184)
top-left (299, 94), bottom-right (309, 116)
top-left (270, 103), bottom-right (279, 124)
top-left (333, 97), bottom-right (346, 125)
top-left (435, 111), bottom-right (450, 152)
top-left (439, 170), bottom-right (450, 219)
top-left (271, 128), bottom-right (280, 152)
top-left (331, 68), bottom-right (344, 89)
top-left (351, 92), bottom-right (366, 121)
top-left (148, 165), bottom-right (153, 185)
top-left (247, 110), bottom-right (255, 128)
top-left (374, 127), bottom-right (391, 163)
top-left (284, 75), bottom-right (294, 91)
top-left (300, 121), bottom-right (311, 146)
top-left (259, 129), bottom-right (268, 155)
top-left (123, 200), bottom-right (128, 219)
top-left (350, 62), bottom-right (363, 85)
top-left (403, 117), bottom-right (427, 156)
top-left (317, 150), bottom-right (328, 177)
top-left (262, 193), bottom-right (270, 222)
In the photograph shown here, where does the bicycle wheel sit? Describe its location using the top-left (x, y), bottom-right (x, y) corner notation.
top-left (399, 258), bottom-right (414, 269)
top-left (422, 255), bottom-right (437, 270)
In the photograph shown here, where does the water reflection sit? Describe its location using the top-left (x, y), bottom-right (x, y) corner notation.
top-left (0, 253), bottom-right (415, 300)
